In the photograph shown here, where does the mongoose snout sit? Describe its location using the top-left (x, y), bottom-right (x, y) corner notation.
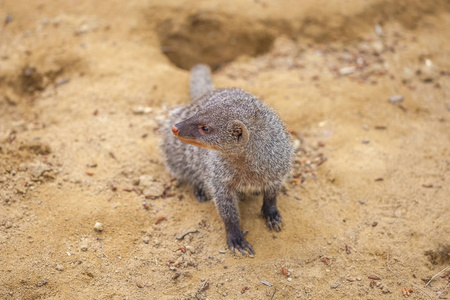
top-left (161, 64), bottom-right (293, 256)
top-left (171, 125), bottom-right (179, 136)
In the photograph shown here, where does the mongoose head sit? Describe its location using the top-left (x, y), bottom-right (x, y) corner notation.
top-left (171, 104), bottom-right (250, 153)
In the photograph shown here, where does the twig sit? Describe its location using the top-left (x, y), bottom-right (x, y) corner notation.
top-left (201, 279), bottom-right (209, 290)
top-left (386, 249), bottom-right (433, 299)
top-left (426, 266), bottom-right (450, 287)
top-left (175, 229), bottom-right (199, 240)
top-left (270, 286), bottom-right (277, 300)
top-left (153, 253), bottom-right (158, 266)
top-left (96, 237), bottom-right (103, 249)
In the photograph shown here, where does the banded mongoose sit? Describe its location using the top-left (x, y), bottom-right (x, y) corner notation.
top-left (161, 64), bottom-right (293, 255)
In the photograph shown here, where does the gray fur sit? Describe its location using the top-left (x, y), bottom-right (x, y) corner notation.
top-left (161, 64), bottom-right (293, 255)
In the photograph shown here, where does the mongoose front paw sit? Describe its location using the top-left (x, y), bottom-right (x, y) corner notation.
top-left (262, 208), bottom-right (283, 232)
top-left (227, 232), bottom-right (255, 256)
top-left (193, 184), bottom-right (209, 202)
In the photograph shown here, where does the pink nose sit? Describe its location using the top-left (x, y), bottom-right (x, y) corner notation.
top-left (171, 125), bottom-right (179, 136)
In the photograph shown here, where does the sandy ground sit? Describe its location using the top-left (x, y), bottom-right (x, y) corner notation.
top-left (0, 0), bottom-right (449, 299)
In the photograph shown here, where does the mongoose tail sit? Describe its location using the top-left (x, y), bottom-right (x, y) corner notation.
top-left (189, 64), bottom-right (214, 100)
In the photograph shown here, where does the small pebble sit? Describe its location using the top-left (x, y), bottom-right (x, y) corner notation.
top-left (402, 67), bottom-right (415, 82)
top-left (356, 277), bottom-right (362, 281)
top-left (382, 286), bottom-right (390, 294)
top-left (56, 263), bottom-right (64, 271)
top-left (218, 249), bottom-right (226, 254)
top-left (94, 222), bottom-right (104, 232)
top-left (388, 95), bottom-right (404, 104)
top-left (5, 15), bottom-right (13, 25)
top-left (29, 161), bottom-right (52, 179)
top-left (330, 282), bottom-right (339, 289)
top-left (362, 139), bottom-right (370, 144)
top-left (292, 139), bottom-right (301, 150)
top-left (287, 277), bottom-right (292, 282)
top-left (375, 24), bottom-right (383, 36)
top-left (81, 245), bottom-right (88, 251)
top-left (372, 41), bottom-right (384, 52)
top-left (55, 78), bottom-right (70, 87)
top-left (260, 280), bottom-right (273, 287)
top-left (132, 106), bottom-right (152, 115)
top-left (339, 66), bottom-right (355, 75)
top-left (185, 245), bottom-right (195, 254)
top-left (357, 57), bottom-right (364, 66)
top-left (358, 200), bottom-right (366, 205)
top-left (419, 60), bottom-right (439, 82)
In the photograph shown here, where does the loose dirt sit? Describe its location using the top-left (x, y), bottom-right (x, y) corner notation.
top-left (1, 0), bottom-right (449, 299)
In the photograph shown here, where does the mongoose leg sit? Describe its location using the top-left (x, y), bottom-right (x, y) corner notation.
top-left (193, 183), bottom-right (209, 202)
top-left (215, 192), bottom-right (255, 255)
top-left (261, 188), bottom-right (283, 232)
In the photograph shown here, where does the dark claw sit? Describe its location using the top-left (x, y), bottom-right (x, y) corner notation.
top-left (266, 217), bottom-right (273, 231)
top-left (237, 246), bottom-right (246, 256)
top-left (262, 208), bottom-right (283, 232)
top-left (247, 243), bottom-right (255, 255)
top-left (193, 184), bottom-right (209, 202)
top-left (274, 224), bottom-right (280, 232)
top-left (227, 232), bottom-right (255, 256)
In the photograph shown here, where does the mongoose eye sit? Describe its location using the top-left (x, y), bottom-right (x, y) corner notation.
top-left (199, 125), bottom-right (210, 134)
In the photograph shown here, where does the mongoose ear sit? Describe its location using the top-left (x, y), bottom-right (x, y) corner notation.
top-left (228, 120), bottom-right (249, 145)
